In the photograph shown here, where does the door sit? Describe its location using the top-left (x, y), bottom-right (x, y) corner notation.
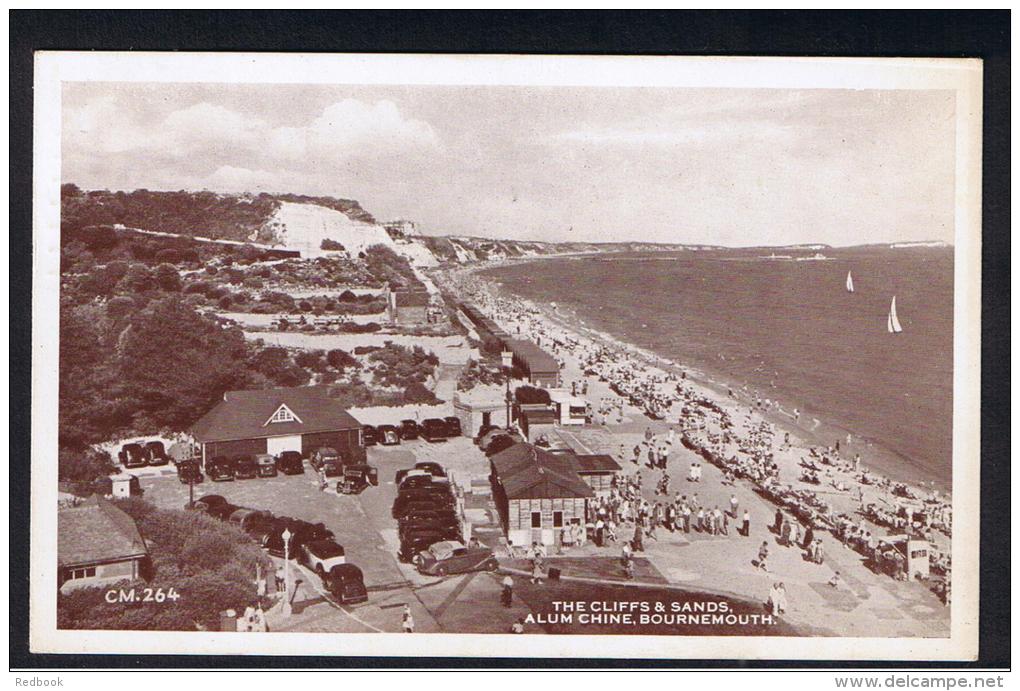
top-left (267, 435), bottom-right (303, 455)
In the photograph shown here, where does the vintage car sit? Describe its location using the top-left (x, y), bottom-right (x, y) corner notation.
top-left (399, 518), bottom-right (461, 543)
top-left (473, 424), bottom-right (499, 445)
top-left (337, 464), bottom-right (379, 495)
top-left (144, 441), bottom-right (170, 466)
top-left (264, 518), bottom-right (335, 558)
top-left (192, 494), bottom-right (227, 512)
top-left (478, 427), bottom-right (523, 453)
top-left (484, 434), bottom-right (520, 458)
top-left (397, 505), bottom-right (460, 528)
top-left (232, 455), bottom-right (259, 479)
top-left (118, 442), bottom-right (148, 469)
top-left (309, 447), bottom-right (344, 477)
top-left (324, 564), bottom-right (368, 604)
top-left (377, 424), bottom-right (401, 446)
top-left (207, 502), bottom-right (241, 522)
top-left (276, 451), bottom-right (305, 475)
top-left (399, 419), bottom-right (421, 441)
top-left (206, 457), bottom-right (235, 482)
top-left (362, 425), bottom-right (379, 447)
top-left (392, 498), bottom-right (452, 522)
top-left (255, 453), bottom-right (278, 478)
top-left (394, 467), bottom-right (430, 486)
top-left (228, 508), bottom-right (275, 536)
top-left (413, 540), bottom-right (498, 576)
top-left (176, 459), bottom-right (204, 485)
top-left (398, 473), bottom-right (441, 491)
top-left (299, 538), bottom-right (347, 578)
top-left (442, 416), bottom-right (463, 438)
top-left (397, 530), bottom-right (447, 563)
top-left (420, 418), bottom-right (448, 443)
top-left (414, 461), bottom-right (447, 478)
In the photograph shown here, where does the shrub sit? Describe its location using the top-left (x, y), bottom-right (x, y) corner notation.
top-left (320, 238), bottom-right (346, 251)
top-left (326, 348), bottom-right (360, 372)
top-left (218, 295), bottom-right (233, 309)
top-left (58, 446), bottom-right (116, 485)
top-left (153, 263), bottom-right (182, 292)
top-left (403, 382), bottom-right (440, 405)
top-left (106, 295), bottom-right (137, 320)
top-left (515, 385), bottom-right (551, 405)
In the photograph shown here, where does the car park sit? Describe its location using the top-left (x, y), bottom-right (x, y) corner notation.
top-left (299, 538), bottom-right (347, 578)
top-left (144, 441), bottom-right (170, 466)
top-left (399, 419), bottom-right (421, 440)
top-left (362, 425), bottom-right (378, 447)
top-left (206, 457), bottom-right (235, 482)
top-left (324, 564), bottom-right (368, 604)
top-left (420, 418), bottom-right (448, 443)
top-left (276, 451), bottom-right (305, 475)
top-left (176, 459), bottom-right (204, 485)
top-left (377, 424), bottom-right (401, 446)
top-left (232, 455), bottom-right (258, 479)
top-left (442, 416), bottom-right (463, 438)
top-left (255, 454), bottom-right (278, 477)
top-left (413, 540), bottom-right (498, 576)
top-left (310, 447), bottom-right (344, 477)
top-left (119, 443), bottom-right (148, 469)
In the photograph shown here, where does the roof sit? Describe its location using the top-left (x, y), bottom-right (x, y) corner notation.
top-left (394, 290), bottom-right (431, 308)
top-left (574, 454), bottom-right (623, 474)
top-left (521, 408), bottom-right (558, 424)
top-left (58, 496), bottom-right (148, 568)
top-left (191, 386), bottom-right (362, 443)
top-left (490, 443), bottom-right (595, 501)
top-left (504, 338), bottom-right (560, 374)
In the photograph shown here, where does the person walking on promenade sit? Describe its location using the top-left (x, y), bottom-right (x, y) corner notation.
top-left (530, 558), bottom-right (543, 585)
top-left (774, 509), bottom-right (784, 533)
top-left (501, 575), bottom-right (514, 608)
top-left (682, 503), bottom-right (691, 533)
top-left (696, 507), bottom-right (705, 533)
top-left (757, 541), bottom-right (770, 572)
top-left (729, 494), bottom-right (739, 518)
top-left (632, 520), bottom-right (645, 552)
top-left (741, 509), bottom-right (751, 537)
top-left (722, 510), bottom-right (730, 536)
top-left (768, 582), bottom-right (782, 616)
top-left (402, 605), bottom-right (415, 633)
top-left (802, 525), bottom-right (814, 551)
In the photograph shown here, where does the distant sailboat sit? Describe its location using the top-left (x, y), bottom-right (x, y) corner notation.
top-left (846, 270), bottom-right (855, 293)
top-left (887, 296), bottom-right (903, 334)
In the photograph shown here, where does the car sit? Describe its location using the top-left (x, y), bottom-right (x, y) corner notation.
top-left (207, 502), bottom-right (241, 522)
top-left (232, 455), bottom-right (258, 479)
top-left (484, 434), bottom-right (520, 457)
top-left (394, 467), bottom-right (430, 485)
top-left (413, 540), bottom-right (498, 576)
top-left (397, 484), bottom-right (454, 503)
top-left (118, 443), bottom-right (148, 469)
top-left (399, 419), bottom-right (421, 441)
top-left (414, 461), bottom-right (447, 478)
top-left (397, 530), bottom-right (447, 563)
top-left (377, 424), bottom-right (401, 446)
top-left (399, 517), bottom-right (461, 542)
top-left (397, 506), bottom-right (460, 527)
top-left (420, 418), bottom-right (448, 443)
top-left (392, 492), bottom-right (455, 520)
top-left (474, 424), bottom-right (499, 444)
top-left (177, 459), bottom-right (204, 485)
top-left (478, 427), bottom-right (523, 453)
top-left (309, 447), bottom-right (344, 477)
top-left (144, 441), bottom-right (170, 466)
top-left (337, 464), bottom-right (379, 495)
top-left (398, 473), bottom-right (441, 491)
top-left (263, 517), bottom-right (337, 557)
top-left (393, 499), bottom-right (451, 521)
top-left (228, 508), bottom-right (275, 535)
top-left (299, 538), bottom-right (347, 579)
top-left (442, 416), bottom-right (463, 438)
top-left (255, 453), bottom-right (277, 478)
top-left (324, 564), bottom-right (368, 604)
top-left (362, 425), bottom-right (378, 447)
top-left (241, 512), bottom-right (278, 543)
top-left (276, 451), bottom-right (305, 475)
top-left (206, 457), bottom-right (235, 482)
top-left (193, 494), bottom-right (227, 512)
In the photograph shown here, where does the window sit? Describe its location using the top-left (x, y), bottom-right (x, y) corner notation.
top-left (553, 511), bottom-right (564, 528)
top-left (70, 566), bottom-right (96, 580)
top-left (531, 511), bottom-right (542, 529)
top-left (265, 404), bottom-right (302, 425)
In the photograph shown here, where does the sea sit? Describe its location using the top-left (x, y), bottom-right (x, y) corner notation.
top-left (479, 245), bottom-right (955, 491)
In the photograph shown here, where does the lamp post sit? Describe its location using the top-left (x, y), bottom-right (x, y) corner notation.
top-left (281, 527), bottom-right (292, 616)
top-left (501, 350), bottom-right (513, 429)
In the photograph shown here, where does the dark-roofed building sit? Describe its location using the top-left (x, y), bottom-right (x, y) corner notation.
top-left (191, 385), bottom-right (365, 464)
top-left (489, 442), bottom-right (594, 548)
top-left (58, 495), bottom-right (149, 592)
top-left (573, 454), bottom-right (623, 496)
top-left (387, 285), bottom-right (431, 325)
top-left (504, 338), bottom-right (561, 388)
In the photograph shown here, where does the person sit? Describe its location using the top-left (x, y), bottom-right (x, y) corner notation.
top-left (531, 558), bottom-right (543, 585)
top-left (632, 520), bottom-right (645, 552)
top-left (729, 494), bottom-right (739, 518)
top-left (253, 604), bottom-right (268, 632)
top-left (595, 518), bottom-right (605, 547)
top-left (802, 525), bottom-right (815, 551)
top-left (741, 509), bottom-right (751, 537)
top-left (774, 509), bottom-right (784, 533)
top-left (768, 583), bottom-right (781, 616)
top-left (758, 541), bottom-right (770, 572)
top-left (501, 575), bottom-right (514, 608)
top-left (813, 539), bottom-right (825, 565)
top-left (318, 466), bottom-right (327, 492)
top-left (696, 507), bottom-right (705, 533)
top-left (511, 618), bottom-right (525, 634)
top-left (402, 605), bottom-right (415, 633)
top-left (776, 582), bottom-right (788, 614)
top-left (828, 571), bottom-right (842, 589)
top-left (681, 503), bottom-right (691, 533)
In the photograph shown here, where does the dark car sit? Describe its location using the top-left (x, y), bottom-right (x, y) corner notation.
top-left (310, 447), bottom-right (344, 477)
top-left (324, 564), bottom-right (368, 604)
top-left (232, 455), bottom-right (258, 479)
top-left (144, 441), bottom-right (170, 466)
top-left (393, 499), bottom-right (451, 521)
top-left (276, 451), bottom-right (305, 475)
top-left (399, 419), bottom-right (421, 441)
top-left (299, 538), bottom-right (347, 578)
top-left (421, 418), bottom-right (448, 443)
top-left (443, 416), bottom-right (463, 438)
top-left (400, 517), bottom-right (461, 542)
top-left (397, 506), bottom-right (460, 528)
top-left (177, 459), bottom-right (204, 485)
top-left (397, 530), bottom-right (447, 563)
top-left (413, 540), bottom-right (498, 576)
top-left (362, 425), bottom-right (378, 447)
top-left (484, 434), bottom-right (519, 458)
top-left (193, 494), bottom-right (227, 512)
top-left (228, 508), bottom-right (275, 536)
top-left (337, 464), bottom-right (379, 495)
top-left (474, 424), bottom-right (499, 444)
top-left (377, 424), bottom-right (401, 446)
top-left (206, 456), bottom-right (235, 482)
top-left (118, 443), bottom-right (148, 469)
top-left (264, 518), bottom-right (335, 558)
top-left (414, 461), bottom-right (447, 478)
top-left (392, 493), bottom-right (455, 520)
top-left (255, 453), bottom-right (277, 478)
top-left (398, 473), bottom-right (440, 491)
top-left (207, 502), bottom-right (241, 522)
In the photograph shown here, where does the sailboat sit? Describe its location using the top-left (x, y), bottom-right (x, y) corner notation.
top-left (846, 270), bottom-right (855, 293)
top-left (887, 296), bottom-right (903, 334)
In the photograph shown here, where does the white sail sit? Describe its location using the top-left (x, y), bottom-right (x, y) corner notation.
top-left (846, 270), bottom-right (854, 293)
top-left (888, 296), bottom-right (903, 333)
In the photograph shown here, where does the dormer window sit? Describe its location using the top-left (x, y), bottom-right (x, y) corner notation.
top-left (265, 404), bottom-right (302, 426)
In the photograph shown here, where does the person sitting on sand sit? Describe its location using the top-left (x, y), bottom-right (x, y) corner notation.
top-left (829, 571), bottom-right (842, 589)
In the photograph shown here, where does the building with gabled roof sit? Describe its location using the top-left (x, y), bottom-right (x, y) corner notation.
top-left (190, 385), bottom-right (365, 464)
top-left (58, 495), bottom-right (149, 592)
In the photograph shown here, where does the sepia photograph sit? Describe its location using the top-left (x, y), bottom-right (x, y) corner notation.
top-left (26, 47), bottom-right (986, 663)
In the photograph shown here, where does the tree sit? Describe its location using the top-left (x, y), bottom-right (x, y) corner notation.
top-left (118, 263), bottom-right (154, 294)
top-left (106, 296), bottom-right (136, 320)
top-left (326, 348), bottom-right (359, 372)
top-left (403, 382), bottom-right (440, 405)
top-left (153, 263), bottom-right (182, 292)
top-left (58, 446), bottom-right (116, 485)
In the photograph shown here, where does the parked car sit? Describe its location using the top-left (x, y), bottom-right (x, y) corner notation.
top-left (207, 502), bottom-right (241, 522)
top-left (395, 467), bottom-right (430, 485)
top-left (362, 425), bottom-right (378, 447)
top-left (398, 473), bottom-right (440, 491)
top-left (241, 512), bottom-right (278, 544)
top-left (228, 508), bottom-right (275, 535)
top-left (118, 443), bottom-right (148, 469)
top-left (206, 456), bottom-right (235, 482)
top-left (474, 424), bottom-right (499, 444)
top-left (413, 540), bottom-right (498, 576)
top-left (421, 418), bottom-right (448, 443)
top-left (255, 453), bottom-right (277, 478)
top-left (414, 461), bottom-right (447, 478)
top-left (337, 464), bottom-right (379, 495)
top-left (193, 494), bottom-right (227, 512)
top-left (484, 434), bottom-right (520, 457)
top-left (324, 564), bottom-right (368, 604)
top-left (478, 427), bottom-right (522, 453)
top-left (443, 416), bottom-right (463, 438)
top-left (176, 459), bottom-right (204, 485)
top-left (397, 530), bottom-right (447, 563)
top-left (264, 518), bottom-right (335, 558)
top-left (397, 506), bottom-right (460, 528)
top-left (299, 538), bottom-right (347, 578)
top-left (393, 499), bottom-right (449, 521)
top-left (399, 517), bottom-right (461, 542)
top-left (310, 447), bottom-right (344, 477)
top-left (399, 419), bottom-right (421, 441)
top-left (377, 424), bottom-right (401, 446)
top-left (392, 493), bottom-right (455, 520)
top-left (276, 451), bottom-right (305, 475)
top-left (144, 441), bottom-right (170, 466)
top-left (232, 455), bottom-right (258, 479)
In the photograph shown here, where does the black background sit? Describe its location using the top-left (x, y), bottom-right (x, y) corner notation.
top-left (9, 10), bottom-right (1010, 670)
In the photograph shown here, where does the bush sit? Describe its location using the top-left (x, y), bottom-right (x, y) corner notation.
top-left (58, 446), bottom-right (116, 485)
top-left (326, 348), bottom-right (360, 372)
top-left (320, 238), bottom-right (346, 251)
top-left (337, 321), bottom-right (381, 333)
top-left (106, 295), bottom-right (136, 320)
top-left (154, 263), bottom-right (182, 292)
top-left (515, 385), bottom-right (551, 405)
top-left (403, 382), bottom-right (440, 405)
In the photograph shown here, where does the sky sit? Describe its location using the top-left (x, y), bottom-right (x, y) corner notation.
top-left (62, 83), bottom-right (957, 246)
